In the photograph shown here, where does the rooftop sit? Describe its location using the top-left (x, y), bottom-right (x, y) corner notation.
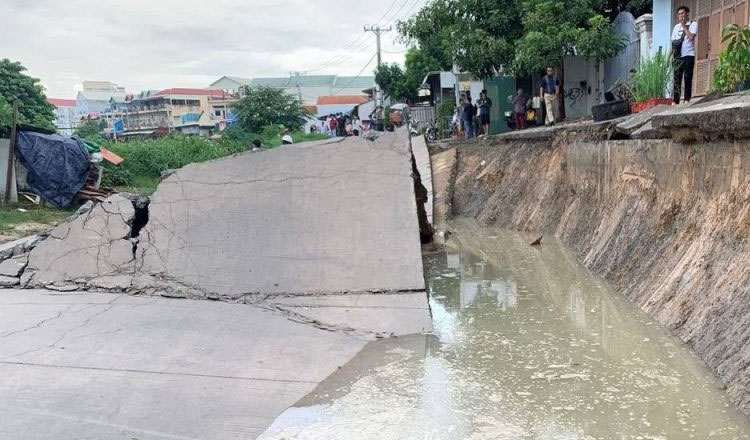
top-left (316, 95), bottom-right (370, 105)
top-left (48, 98), bottom-right (76, 107)
top-left (156, 88), bottom-right (230, 97)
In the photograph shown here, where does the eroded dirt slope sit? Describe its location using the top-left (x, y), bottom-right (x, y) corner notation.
top-left (448, 137), bottom-right (750, 414)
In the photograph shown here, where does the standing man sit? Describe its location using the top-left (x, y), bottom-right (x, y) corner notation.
top-left (478, 90), bottom-right (493, 136)
top-left (462, 93), bottom-right (475, 138)
top-left (540, 66), bottom-right (560, 126)
top-left (671, 6), bottom-right (698, 105)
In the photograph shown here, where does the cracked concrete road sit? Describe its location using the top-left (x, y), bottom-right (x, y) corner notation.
top-left (0, 289), bottom-right (430, 439)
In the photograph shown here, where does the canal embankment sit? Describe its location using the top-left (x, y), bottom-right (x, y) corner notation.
top-left (435, 96), bottom-right (750, 416)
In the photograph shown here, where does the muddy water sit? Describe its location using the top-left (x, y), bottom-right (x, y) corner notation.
top-left (260, 219), bottom-right (750, 439)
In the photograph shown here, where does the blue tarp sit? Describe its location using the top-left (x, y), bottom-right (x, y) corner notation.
top-left (15, 131), bottom-right (90, 208)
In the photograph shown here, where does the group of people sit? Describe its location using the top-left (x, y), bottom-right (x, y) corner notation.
top-left (453, 89), bottom-right (493, 139)
top-left (319, 113), bottom-right (363, 137)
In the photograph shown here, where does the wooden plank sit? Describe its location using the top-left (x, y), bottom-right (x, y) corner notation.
top-left (5, 101), bottom-right (17, 202)
top-left (100, 147), bottom-right (124, 165)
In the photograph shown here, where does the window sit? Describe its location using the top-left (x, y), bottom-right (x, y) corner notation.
top-left (215, 109), bottom-right (222, 116)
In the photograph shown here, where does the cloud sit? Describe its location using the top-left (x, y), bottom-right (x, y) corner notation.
top-left (1, 0), bottom-right (423, 98)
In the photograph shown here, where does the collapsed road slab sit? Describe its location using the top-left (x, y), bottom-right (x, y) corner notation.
top-left (134, 129), bottom-right (426, 299)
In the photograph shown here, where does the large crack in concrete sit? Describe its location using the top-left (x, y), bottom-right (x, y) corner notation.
top-left (0, 130), bottom-right (433, 338)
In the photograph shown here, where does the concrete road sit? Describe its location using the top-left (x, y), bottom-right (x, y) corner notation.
top-left (0, 289), bottom-right (431, 439)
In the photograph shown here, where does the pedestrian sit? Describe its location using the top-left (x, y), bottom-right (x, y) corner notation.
top-left (462, 93), bottom-right (475, 138)
top-left (540, 66), bottom-right (560, 126)
top-left (511, 88), bottom-right (526, 130)
top-left (336, 113), bottom-right (346, 137)
top-left (251, 139), bottom-right (262, 152)
top-left (477, 90), bottom-right (493, 136)
top-left (329, 114), bottom-right (338, 137)
top-left (671, 5), bottom-right (697, 105)
top-left (452, 107), bottom-right (461, 139)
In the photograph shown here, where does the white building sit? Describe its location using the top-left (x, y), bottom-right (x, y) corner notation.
top-left (47, 98), bottom-right (77, 135)
top-left (209, 75), bottom-right (375, 105)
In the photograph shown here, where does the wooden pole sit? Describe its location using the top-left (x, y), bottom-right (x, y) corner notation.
top-left (5, 100), bottom-right (17, 202)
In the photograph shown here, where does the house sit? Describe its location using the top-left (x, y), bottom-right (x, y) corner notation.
top-left (315, 95), bottom-right (371, 117)
top-left (210, 75), bottom-right (376, 105)
top-left (47, 98), bottom-right (77, 135)
top-left (75, 81), bottom-right (127, 119)
top-left (102, 88), bottom-right (237, 138)
top-left (653, 0), bottom-right (748, 96)
top-left (209, 76), bottom-right (252, 94)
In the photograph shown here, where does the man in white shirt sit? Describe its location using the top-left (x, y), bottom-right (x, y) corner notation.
top-left (671, 5), bottom-right (698, 104)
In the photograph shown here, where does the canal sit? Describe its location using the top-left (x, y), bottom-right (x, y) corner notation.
top-left (260, 219), bottom-right (750, 439)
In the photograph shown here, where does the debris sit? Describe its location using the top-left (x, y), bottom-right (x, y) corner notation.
top-left (100, 147), bottom-right (124, 165)
top-left (530, 236), bottom-right (543, 246)
top-left (0, 255), bottom-right (28, 277)
top-left (0, 275), bottom-right (20, 287)
top-left (16, 208), bottom-right (27, 212)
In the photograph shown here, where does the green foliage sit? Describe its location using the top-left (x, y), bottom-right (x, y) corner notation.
top-left (375, 63), bottom-right (407, 101)
top-left (101, 128), bottom-right (327, 192)
top-left (514, 0), bottom-right (627, 74)
top-left (0, 59), bottom-right (55, 130)
top-left (712, 24), bottom-right (750, 92)
top-left (400, 0), bottom-right (627, 78)
top-left (74, 120), bottom-right (105, 140)
top-left (630, 51), bottom-right (673, 102)
top-left (399, 0), bottom-right (523, 78)
top-left (437, 99), bottom-right (455, 138)
top-left (232, 86), bottom-right (309, 133)
top-left (375, 47), bottom-right (445, 103)
top-left (0, 96), bottom-right (12, 130)
top-left (0, 203), bottom-right (74, 232)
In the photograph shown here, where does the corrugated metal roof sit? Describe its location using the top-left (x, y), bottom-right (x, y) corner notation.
top-left (251, 77), bottom-right (291, 87)
top-left (289, 75), bottom-right (336, 87)
top-left (334, 76), bottom-right (376, 90)
top-left (156, 88), bottom-right (228, 97)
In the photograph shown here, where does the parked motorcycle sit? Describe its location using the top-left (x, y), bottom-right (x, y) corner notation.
top-left (504, 107), bottom-right (539, 131)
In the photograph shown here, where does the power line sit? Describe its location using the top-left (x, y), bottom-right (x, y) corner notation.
top-left (332, 53), bottom-right (377, 94)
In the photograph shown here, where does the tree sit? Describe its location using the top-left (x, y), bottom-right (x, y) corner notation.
top-left (0, 96), bottom-right (12, 131)
top-left (375, 47), bottom-right (446, 103)
top-left (375, 63), bottom-right (407, 102)
top-left (232, 86), bottom-right (309, 133)
top-left (513, 0), bottom-right (627, 75)
top-left (399, 0), bottom-right (524, 78)
top-left (0, 59), bottom-right (55, 129)
top-left (74, 119), bottom-right (106, 139)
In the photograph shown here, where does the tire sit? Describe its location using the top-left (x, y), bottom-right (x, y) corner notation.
top-left (426, 129), bottom-right (437, 142)
top-left (591, 99), bottom-right (631, 122)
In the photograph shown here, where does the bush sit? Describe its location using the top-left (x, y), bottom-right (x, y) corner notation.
top-left (630, 51), bottom-right (673, 102)
top-left (712, 24), bottom-right (750, 92)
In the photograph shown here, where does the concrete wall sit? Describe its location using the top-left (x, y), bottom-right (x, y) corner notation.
top-left (563, 56), bottom-right (599, 119)
top-left (448, 136), bottom-right (750, 416)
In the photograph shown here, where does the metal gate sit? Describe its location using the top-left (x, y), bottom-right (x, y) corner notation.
top-left (485, 76), bottom-right (516, 135)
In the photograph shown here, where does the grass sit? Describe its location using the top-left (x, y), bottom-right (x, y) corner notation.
top-left (0, 202), bottom-right (75, 242)
top-left (630, 52), bottom-right (673, 102)
top-left (101, 126), bottom-right (328, 194)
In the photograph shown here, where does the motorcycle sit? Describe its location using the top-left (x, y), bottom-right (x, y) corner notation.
top-left (505, 107), bottom-right (539, 131)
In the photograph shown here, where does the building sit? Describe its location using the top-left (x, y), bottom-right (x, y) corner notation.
top-left (209, 75), bottom-right (375, 105)
top-left (76, 81), bottom-right (127, 120)
top-left (102, 88), bottom-right (236, 138)
top-left (47, 98), bottom-right (77, 135)
top-left (315, 95), bottom-right (371, 117)
top-left (653, 0), bottom-right (748, 96)
top-left (209, 76), bottom-right (252, 94)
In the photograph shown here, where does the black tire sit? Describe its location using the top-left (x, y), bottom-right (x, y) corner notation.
top-left (426, 129), bottom-right (437, 142)
top-left (591, 99), bottom-right (631, 122)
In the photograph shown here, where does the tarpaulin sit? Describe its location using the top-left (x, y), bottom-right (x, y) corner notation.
top-left (15, 131), bottom-right (90, 208)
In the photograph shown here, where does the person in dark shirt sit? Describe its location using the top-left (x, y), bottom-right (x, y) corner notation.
top-left (539, 66), bottom-right (560, 125)
top-left (462, 93), bottom-right (475, 138)
top-left (477, 90), bottom-right (493, 136)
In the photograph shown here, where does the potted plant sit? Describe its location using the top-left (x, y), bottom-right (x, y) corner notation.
top-left (712, 24), bottom-right (750, 93)
top-left (629, 51), bottom-right (673, 113)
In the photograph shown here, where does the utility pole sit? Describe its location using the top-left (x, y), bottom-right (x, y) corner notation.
top-left (364, 25), bottom-right (392, 106)
top-left (363, 25), bottom-right (392, 68)
top-left (290, 71), bottom-right (305, 102)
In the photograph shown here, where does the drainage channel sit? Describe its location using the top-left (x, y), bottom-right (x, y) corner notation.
top-left (259, 221), bottom-right (750, 439)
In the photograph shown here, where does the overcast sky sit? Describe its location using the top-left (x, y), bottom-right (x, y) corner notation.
top-left (2, 0), bottom-right (427, 98)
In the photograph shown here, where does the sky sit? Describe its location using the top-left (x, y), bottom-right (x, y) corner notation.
top-left (1, 0), bottom-right (429, 98)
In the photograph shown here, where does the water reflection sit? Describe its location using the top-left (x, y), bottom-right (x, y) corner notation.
top-left (260, 219), bottom-right (750, 439)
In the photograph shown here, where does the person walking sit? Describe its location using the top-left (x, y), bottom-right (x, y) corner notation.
top-left (328, 114), bottom-right (338, 137)
top-left (671, 5), bottom-right (698, 105)
top-left (462, 93), bottom-right (475, 138)
top-left (477, 90), bottom-right (493, 136)
top-left (511, 89), bottom-right (526, 130)
top-left (540, 66), bottom-right (560, 126)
